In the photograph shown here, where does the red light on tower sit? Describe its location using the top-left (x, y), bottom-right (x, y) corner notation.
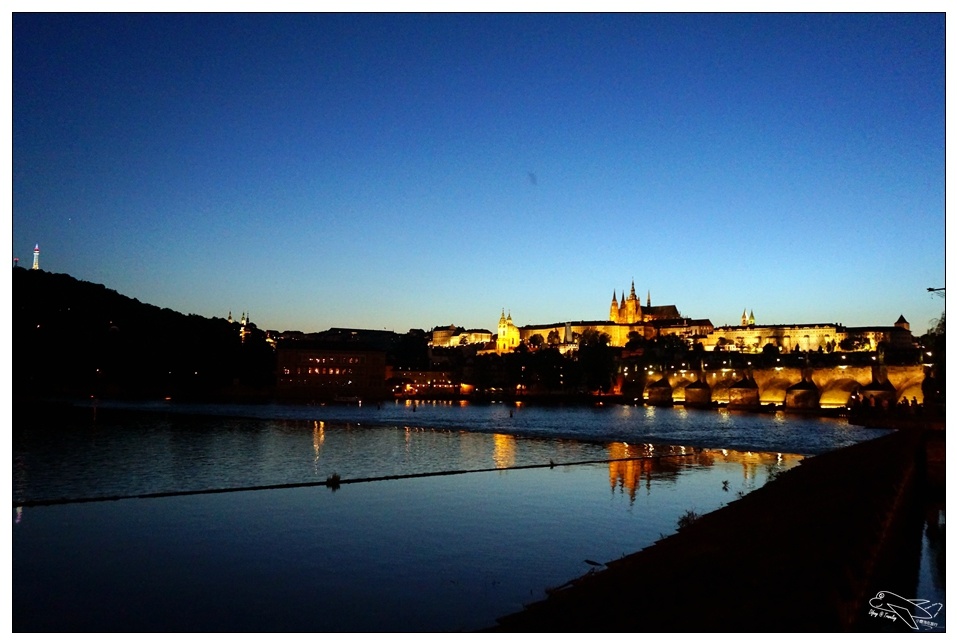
top-left (32, 244), bottom-right (40, 270)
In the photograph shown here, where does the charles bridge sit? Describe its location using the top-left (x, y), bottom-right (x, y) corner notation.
top-left (642, 363), bottom-right (927, 410)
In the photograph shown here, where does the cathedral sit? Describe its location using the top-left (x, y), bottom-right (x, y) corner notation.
top-left (609, 284), bottom-right (641, 324)
top-left (608, 281), bottom-right (678, 325)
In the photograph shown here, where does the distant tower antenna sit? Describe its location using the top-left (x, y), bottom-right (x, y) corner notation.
top-left (32, 244), bottom-right (39, 270)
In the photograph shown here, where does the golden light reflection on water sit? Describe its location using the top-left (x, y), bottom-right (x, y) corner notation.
top-left (607, 441), bottom-right (803, 502)
top-left (493, 433), bottom-right (517, 469)
top-left (312, 421), bottom-right (325, 474)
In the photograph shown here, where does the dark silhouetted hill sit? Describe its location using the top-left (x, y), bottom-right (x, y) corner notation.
top-left (13, 268), bottom-right (275, 401)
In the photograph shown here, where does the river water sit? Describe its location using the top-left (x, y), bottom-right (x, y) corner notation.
top-left (13, 401), bottom-right (939, 632)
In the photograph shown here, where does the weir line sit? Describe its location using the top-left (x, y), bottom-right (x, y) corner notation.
top-left (14, 453), bottom-right (701, 508)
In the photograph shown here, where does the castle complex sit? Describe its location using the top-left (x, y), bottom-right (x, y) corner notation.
top-left (495, 280), bottom-right (711, 353)
top-left (490, 279), bottom-right (915, 355)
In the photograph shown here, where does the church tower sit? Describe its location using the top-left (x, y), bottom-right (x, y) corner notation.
top-left (623, 280), bottom-right (640, 324)
top-left (496, 309), bottom-right (520, 353)
top-left (610, 291), bottom-right (620, 323)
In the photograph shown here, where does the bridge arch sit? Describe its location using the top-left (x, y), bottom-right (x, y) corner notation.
top-left (818, 378), bottom-right (861, 408)
top-left (758, 377), bottom-right (793, 405)
top-left (667, 375), bottom-right (695, 402)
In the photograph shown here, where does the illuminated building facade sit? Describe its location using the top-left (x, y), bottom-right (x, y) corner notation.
top-left (276, 343), bottom-right (388, 400)
top-left (496, 311), bottom-right (521, 353)
top-left (700, 313), bottom-right (915, 353)
top-left (387, 368), bottom-right (458, 396)
top-left (431, 325), bottom-right (493, 348)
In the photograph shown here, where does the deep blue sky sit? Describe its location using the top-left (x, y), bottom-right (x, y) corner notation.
top-left (12, 13), bottom-right (945, 334)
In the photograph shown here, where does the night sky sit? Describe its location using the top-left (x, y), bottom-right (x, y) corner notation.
top-left (12, 13), bottom-right (946, 335)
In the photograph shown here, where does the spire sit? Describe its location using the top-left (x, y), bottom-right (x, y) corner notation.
top-left (611, 290), bottom-right (618, 304)
top-left (749, 310), bottom-right (755, 326)
top-left (630, 280), bottom-right (637, 299)
top-left (741, 309), bottom-right (748, 326)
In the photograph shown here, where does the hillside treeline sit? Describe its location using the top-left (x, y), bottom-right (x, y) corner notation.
top-left (13, 268), bottom-right (274, 400)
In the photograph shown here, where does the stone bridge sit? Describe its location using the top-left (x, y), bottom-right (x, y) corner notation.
top-left (644, 364), bottom-right (926, 409)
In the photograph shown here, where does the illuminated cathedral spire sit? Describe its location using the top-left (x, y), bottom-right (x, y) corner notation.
top-left (32, 244), bottom-right (39, 270)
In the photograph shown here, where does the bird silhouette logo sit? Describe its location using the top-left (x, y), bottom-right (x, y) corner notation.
top-left (869, 591), bottom-right (943, 630)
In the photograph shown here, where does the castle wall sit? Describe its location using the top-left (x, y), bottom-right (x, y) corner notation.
top-left (519, 322), bottom-right (647, 348)
top-left (702, 324), bottom-right (843, 352)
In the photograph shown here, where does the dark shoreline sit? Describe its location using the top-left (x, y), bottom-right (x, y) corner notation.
top-left (492, 426), bottom-right (944, 632)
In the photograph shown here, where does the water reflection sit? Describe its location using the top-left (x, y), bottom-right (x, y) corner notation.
top-left (923, 504), bottom-right (946, 595)
top-left (608, 451), bottom-right (677, 500)
top-left (312, 420), bottom-right (325, 475)
top-left (493, 433), bottom-right (517, 469)
top-left (13, 404), bottom-right (880, 505)
top-left (605, 441), bottom-right (803, 503)
top-left (13, 454), bottom-right (28, 507)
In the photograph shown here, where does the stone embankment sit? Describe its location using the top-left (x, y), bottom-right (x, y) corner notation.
top-left (494, 427), bottom-right (940, 632)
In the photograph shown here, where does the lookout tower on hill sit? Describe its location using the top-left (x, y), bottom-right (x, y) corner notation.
top-left (32, 244), bottom-right (40, 270)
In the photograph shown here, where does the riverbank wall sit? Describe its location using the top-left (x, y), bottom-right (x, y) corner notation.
top-left (494, 426), bottom-right (941, 632)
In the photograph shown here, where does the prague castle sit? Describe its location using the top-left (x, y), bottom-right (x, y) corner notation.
top-left (491, 279), bottom-right (915, 355)
top-left (496, 280), bottom-right (712, 353)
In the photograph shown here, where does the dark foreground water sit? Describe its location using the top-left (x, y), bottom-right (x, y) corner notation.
top-left (13, 401), bottom-right (941, 632)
